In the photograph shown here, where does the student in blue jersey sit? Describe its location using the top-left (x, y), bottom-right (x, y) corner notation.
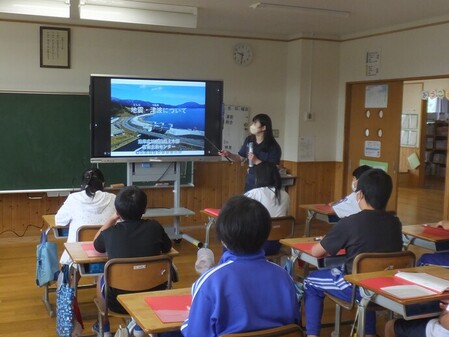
top-left (180, 195), bottom-right (300, 337)
top-left (219, 114), bottom-right (282, 192)
top-left (330, 165), bottom-right (372, 218)
top-left (303, 168), bottom-right (403, 337)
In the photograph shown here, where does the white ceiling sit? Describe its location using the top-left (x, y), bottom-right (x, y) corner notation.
top-left (3, 0), bottom-right (449, 40)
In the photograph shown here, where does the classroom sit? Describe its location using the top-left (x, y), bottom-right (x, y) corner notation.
top-left (2, 1), bottom-right (449, 337)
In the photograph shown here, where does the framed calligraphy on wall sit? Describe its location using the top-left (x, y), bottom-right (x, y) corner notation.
top-left (40, 27), bottom-right (70, 68)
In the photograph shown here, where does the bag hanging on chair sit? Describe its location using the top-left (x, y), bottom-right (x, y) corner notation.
top-left (56, 265), bottom-right (75, 337)
top-left (36, 228), bottom-right (59, 286)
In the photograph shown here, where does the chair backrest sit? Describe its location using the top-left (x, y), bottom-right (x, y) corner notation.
top-left (353, 250), bottom-right (416, 274)
top-left (220, 324), bottom-right (302, 337)
top-left (325, 250), bottom-right (416, 313)
top-left (76, 225), bottom-right (102, 241)
top-left (104, 255), bottom-right (173, 293)
top-left (267, 216), bottom-right (296, 241)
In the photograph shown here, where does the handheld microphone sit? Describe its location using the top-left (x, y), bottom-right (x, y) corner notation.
top-left (248, 142), bottom-right (254, 167)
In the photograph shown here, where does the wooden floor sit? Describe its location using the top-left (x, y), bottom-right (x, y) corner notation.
top-left (0, 186), bottom-right (443, 337)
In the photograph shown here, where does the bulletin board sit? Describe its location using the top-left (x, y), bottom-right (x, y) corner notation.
top-left (222, 104), bottom-right (250, 154)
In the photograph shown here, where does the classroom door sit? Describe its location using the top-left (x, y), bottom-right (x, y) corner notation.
top-left (344, 81), bottom-right (403, 211)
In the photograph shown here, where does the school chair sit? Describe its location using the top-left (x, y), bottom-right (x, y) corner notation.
top-left (72, 225), bottom-right (104, 292)
top-left (41, 224), bottom-right (102, 317)
top-left (324, 250), bottom-right (416, 337)
top-left (266, 216), bottom-right (296, 265)
top-left (76, 224), bottom-right (102, 241)
top-left (94, 255), bottom-right (173, 337)
top-left (220, 323), bottom-right (303, 337)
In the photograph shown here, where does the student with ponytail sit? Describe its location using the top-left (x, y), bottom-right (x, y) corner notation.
top-left (56, 168), bottom-right (116, 265)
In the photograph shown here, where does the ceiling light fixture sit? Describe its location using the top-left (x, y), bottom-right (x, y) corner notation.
top-left (0, 0), bottom-right (70, 18)
top-left (250, 2), bottom-right (350, 18)
top-left (79, 0), bottom-right (197, 28)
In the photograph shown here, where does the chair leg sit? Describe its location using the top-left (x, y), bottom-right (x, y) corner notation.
top-left (204, 216), bottom-right (215, 249)
top-left (98, 311), bottom-right (104, 337)
top-left (42, 283), bottom-right (54, 317)
top-left (331, 303), bottom-right (342, 337)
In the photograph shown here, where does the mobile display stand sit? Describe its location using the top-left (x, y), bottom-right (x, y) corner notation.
top-left (127, 162), bottom-right (201, 246)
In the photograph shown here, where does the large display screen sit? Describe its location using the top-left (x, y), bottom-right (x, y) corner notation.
top-left (90, 75), bottom-right (224, 162)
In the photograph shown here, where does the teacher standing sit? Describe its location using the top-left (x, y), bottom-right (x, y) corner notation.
top-left (220, 114), bottom-right (282, 192)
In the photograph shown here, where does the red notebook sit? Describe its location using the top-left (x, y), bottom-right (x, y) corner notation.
top-left (203, 208), bottom-right (220, 217)
top-left (145, 294), bottom-right (192, 323)
top-left (422, 224), bottom-right (449, 237)
top-left (81, 243), bottom-right (107, 258)
top-left (292, 242), bottom-right (345, 256)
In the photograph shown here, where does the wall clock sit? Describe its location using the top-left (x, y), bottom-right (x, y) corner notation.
top-left (233, 43), bottom-right (253, 65)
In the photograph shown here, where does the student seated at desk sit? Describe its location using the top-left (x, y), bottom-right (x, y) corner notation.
top-left (181, 196), bottom-right (300, 337)
top-left (417, 220), bottom-right (449, 268)
top-left (245, 161), bottom-right (290, 255)
top-left (331, 165), bottom-right (371, 218)
top-left (385, 299), bottom-right (449, 337)
top-left (303, 168), bottom-right (403, 337)
top-left (56, 168), bottom-right (116, 266)
top-left (92, 186), bottom-right (172, 337)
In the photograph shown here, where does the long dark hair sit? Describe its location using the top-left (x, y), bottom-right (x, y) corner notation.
top-left (250, 114), bottom-right (276, 145)
top-left (81, 168), bottom-right (105, 197)
top-left (254, 161), bottom-right (282, 204)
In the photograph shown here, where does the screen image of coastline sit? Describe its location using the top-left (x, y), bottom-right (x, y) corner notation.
top-left (110, 79), bottom-right (205, 157)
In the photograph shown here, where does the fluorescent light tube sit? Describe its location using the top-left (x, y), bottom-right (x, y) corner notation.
top-left (0, 0), bottom-right (70, 18)
top-left (79, 1), bottom-right (197, 28)
top-left (250, 2), bottom-right (350, 18)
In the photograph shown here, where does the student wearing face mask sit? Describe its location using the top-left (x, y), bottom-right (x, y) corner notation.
top-left (331, 165), bottom-right (372, 218)
top-left (219, 114), bottom-right (282, 192)
top-left (303, 168), bottom-right (403, 337)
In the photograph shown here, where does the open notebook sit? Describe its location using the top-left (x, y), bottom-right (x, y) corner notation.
top-left (360, 272), bottom-right (449, 299)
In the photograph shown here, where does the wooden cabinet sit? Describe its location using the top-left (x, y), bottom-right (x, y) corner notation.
top-left (425, 121), bottom-right (448, 177)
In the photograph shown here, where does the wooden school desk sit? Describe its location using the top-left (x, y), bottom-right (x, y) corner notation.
top-left (280, 237), bottom-right (346, 277)
top-left (64, 241), bottom-right (179, 294)
top-left (402, 224), bottom-right (449, 251)
top-left (299, 204), bottom-right (339, 237)
top-left (117, 287), bottom-right (191, 335)
top-left (42, 214), bottom-right (68, 239)
top-left (345, 265), bottom-right (449, 336)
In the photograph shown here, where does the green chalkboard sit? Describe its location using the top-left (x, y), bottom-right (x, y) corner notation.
top-left (0, 93), bottom-right (126, 191)
top-left (0, 92), bottom-right (193, 191)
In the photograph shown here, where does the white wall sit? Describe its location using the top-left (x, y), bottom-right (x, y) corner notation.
top-left (338, 23), bottom-right (449, 160)
top-left (7, 20), bottom-right (448, 164)
top-left (283, 39), bottom-right (340, 162)
top-left (0, 21), bottom-right (289, 157)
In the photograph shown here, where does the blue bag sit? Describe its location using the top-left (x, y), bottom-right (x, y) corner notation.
top-left (56, 265), bottom-right (75, 337)
top-left (36, 229), bottom-right (59, 286)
